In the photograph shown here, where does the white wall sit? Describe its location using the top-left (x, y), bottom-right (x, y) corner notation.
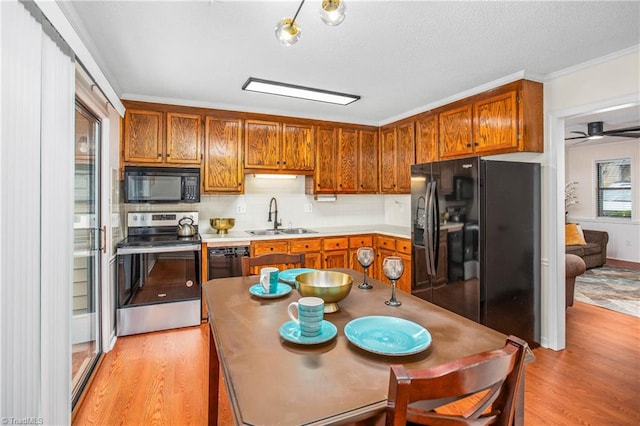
top-left (566, 140), bottom-right (640, 262)
top-left (542, 46), bottom-right (640, 350)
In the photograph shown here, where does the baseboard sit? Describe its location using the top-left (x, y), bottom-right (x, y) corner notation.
top-left (606, 258), bottom-right (640, 270)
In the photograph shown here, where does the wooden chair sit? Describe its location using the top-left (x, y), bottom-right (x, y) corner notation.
top-left (385, 335), bottom-right (528, 426)
top-left (241, 253), bottom-right (305, 277)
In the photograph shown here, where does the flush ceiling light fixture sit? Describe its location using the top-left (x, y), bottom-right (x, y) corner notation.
top-left (275, 0), bottom-right (347, 46)
top-left (242, 77), bottom-right (360, 105)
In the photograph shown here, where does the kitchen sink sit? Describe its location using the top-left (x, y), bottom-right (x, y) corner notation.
top-left (246, 228), bottom-right (317, 236)
top-left (246, 229), bottom-right (281, 236)
top-left (279, 228), bottom-right (318, 235)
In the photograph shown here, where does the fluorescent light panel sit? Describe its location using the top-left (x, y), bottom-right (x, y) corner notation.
top-left (242, 77), bottom-right (360, 106)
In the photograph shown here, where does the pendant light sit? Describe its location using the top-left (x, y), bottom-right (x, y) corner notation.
top-left (319, 0), bottom-right (346, 26)
top-left (275, 0), bottom-right (306, 46)
top-left (275, 0), bottom-right (347, 46)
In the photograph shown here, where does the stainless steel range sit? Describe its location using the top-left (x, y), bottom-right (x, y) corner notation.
top-left (116, 211), bottom-right (201, 336)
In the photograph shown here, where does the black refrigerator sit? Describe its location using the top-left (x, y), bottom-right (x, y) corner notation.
top-left (411, 157), bottom-right (540, 346)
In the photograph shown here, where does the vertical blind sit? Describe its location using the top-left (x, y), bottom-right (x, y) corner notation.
top-left (1, 0), bottom-right (74, 423)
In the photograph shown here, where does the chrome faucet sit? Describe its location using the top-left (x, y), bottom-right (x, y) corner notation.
top-left (268, 197), bottom-right (282, 230)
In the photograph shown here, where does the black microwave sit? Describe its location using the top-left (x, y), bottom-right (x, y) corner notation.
top-left (124, 166), bottom-right (200, 203)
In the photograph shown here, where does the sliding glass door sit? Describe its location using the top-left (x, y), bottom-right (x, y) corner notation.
top-left (72, 101), bottom-right (102, 405)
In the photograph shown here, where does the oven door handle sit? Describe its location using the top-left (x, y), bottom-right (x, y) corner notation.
top-left (117, 244), bottom-right (201, 255)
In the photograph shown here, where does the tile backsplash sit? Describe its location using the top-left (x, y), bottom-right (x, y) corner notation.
top-left (124, 175), bottom-right (411, 234)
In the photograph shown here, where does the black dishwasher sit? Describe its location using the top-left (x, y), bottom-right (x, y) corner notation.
top-left (207, 246), bottom-right (250, 280)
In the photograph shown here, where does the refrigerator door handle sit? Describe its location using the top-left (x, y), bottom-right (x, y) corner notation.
top-left (425, 182), bottom-right (436, 276)
top-left (433, 184), bottom-right (440, 273)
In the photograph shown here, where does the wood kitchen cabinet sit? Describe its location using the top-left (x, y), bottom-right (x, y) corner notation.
top-left (348, 234), bottom-right (374, 270)
top-left (123, 109), bottom-right (163, 163)
top-left (415, 112), bottom-right (439, 164)
top-left (310, 125), bottom-right (338, 194)
top-left (395, 238), bottom-right (412, 294)
top-left (439, 103), bottom-right (473, 159)
top-left (203, 116), bottom-right (243, 194)
top-left (373, 235), bottom-right (412, 294)
top-left (122, 102), bottom-right (203, 167)
top-left (379, 121), bottom-right (413, 194)
top-left (308, 125), bottom-right (379, 195)
top-left (337, 128), bottom-right (358, 192)
top-left (289, 238), bottom-right (322, 270)
top-left (358, 130), bottom-right (379, 193)
top-left (165, 112), bottom-right (202, 164)
top-left (244, 119), bottom-right (280, 169)
top-left (282, 123), bottom-right (315, 171)
top-left (322, 237), bottom-right (349, 268)
top-left (439, 80), bottom-right (543, 159)
top-left (244, 119), bottom-right (314, 173)
top-left (251, 240), bottom-right (289, 256)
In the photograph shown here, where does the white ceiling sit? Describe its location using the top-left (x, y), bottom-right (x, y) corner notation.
top-left (59, 0), bottom-right (640, 127)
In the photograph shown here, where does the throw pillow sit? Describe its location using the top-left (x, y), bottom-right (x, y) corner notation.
top-left (566, 223), bottom-right (587, 246)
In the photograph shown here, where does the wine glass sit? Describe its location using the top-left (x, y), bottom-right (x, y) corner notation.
top-left (356, 247), bottom-right (375, 289)
top-left (383, 256), bottom-right (404, 306)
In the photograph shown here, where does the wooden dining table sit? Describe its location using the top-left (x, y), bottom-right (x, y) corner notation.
top-left (204, 268), bottom-right (528, 425)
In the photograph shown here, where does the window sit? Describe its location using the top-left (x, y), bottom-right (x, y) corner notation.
top-left (597, 159), bottom-right (631, 218)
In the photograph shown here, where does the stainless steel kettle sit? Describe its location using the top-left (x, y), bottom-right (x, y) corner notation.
top-left (177, 217), bottom-right (196, 237)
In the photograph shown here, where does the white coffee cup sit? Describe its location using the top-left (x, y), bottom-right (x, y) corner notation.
top-left (260, 267), bottom-right (279, 294)
top-left (288, 297), bottom-right (324, 337)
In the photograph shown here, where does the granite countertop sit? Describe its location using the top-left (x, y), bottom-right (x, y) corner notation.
top-left (200, 224), bottom-right (411, 245)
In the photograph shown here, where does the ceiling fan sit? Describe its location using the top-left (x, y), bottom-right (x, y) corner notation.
top-left (565, 121), bottom-right (640, 141)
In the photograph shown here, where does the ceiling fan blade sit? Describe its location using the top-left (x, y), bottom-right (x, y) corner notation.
top-left (602, 125), bottom-right (640, 134)
top-left (569, 131), bottom-right (588, 136)
top-left (604, 132), bottom-right (640, 138)
top-left (564, 136), bottom-right (589, 140)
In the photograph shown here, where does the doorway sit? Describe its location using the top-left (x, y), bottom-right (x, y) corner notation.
top-left (71, 100), bottom-right (103, 405)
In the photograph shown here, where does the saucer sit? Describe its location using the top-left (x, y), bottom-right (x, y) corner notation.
top-left (278, 268), bottom-right (318, 285)
top-left (249, 283), bottom-right (292, 299)
top-left (279, 320), bottom-right (337, 345)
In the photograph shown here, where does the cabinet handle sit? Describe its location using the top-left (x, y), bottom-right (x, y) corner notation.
top-left (238, 182), bottom-right (242, 186)
top-left (157, 153), bottom-right (162, 157)
top-left (466, 143), bottom-right (471, 148)
top-left (474, 142), bottom-right (479, 146)
top-left (166, 153), bottom-right (171, 157)
top-left (283, 161), bottom-right (286, 164)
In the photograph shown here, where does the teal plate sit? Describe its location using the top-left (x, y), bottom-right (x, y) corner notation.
top-left (249, 283), bottom-right (292, 299)
top-left (279, 320), bottom-right (337, 345)
top-left (344, 316), bottom-right (432, 356)
top-left (278, 268), bottom-right (318, 284)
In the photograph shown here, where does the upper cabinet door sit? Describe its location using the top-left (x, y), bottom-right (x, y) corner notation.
top-left (166, 112), bottom-right (202, 164)
top-left (203, 117), bottom-right (243, 194)
top-left (396, 122), bottom-right (414, 193)
top-left (337, 128), bottom-right (358, 192)
top-left (473, 90), bottom-right (518, 154)
top-left (314, 126), bottom-right (338, 193)
top-left (358, 129), bottom-right (378, 193)
top-left (244, 119), bottom-right (281, 169)
top-left (415, 113), bottom-right (438, 164)
top-left (379, 128), bottom-right (398, 193)
top-left (282, 123), bottom-right (315, 171)
top-left (123, 109), bottom-right (163, 163)
top-left (439, 104), bottom-right (473, 159)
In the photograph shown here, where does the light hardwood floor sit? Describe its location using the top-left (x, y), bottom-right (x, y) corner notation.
top-left (73, 301), bottom-right (640, 425)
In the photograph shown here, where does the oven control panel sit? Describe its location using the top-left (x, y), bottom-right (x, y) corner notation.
top-left (128, 211), bottom-right (199, 228)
